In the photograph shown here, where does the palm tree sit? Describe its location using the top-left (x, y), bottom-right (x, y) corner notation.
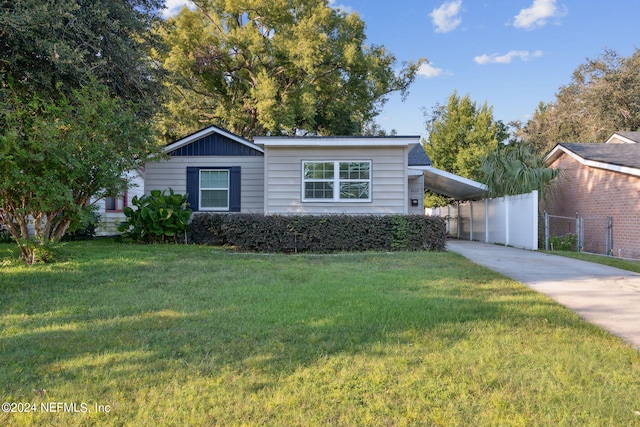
top-left (480, 143), bottom-right (560, 199)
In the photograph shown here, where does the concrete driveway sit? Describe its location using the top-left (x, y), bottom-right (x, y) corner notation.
top-left (446, 239), bottom-right (640, 350)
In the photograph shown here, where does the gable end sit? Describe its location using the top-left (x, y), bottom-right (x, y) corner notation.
top-left (169, 132), bottom-right (264, 157)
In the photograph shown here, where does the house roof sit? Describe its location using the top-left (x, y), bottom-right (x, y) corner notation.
top-left (253, 135), bottom-right (420, 147)
top-left (606, 131), bottom-right (640, 144)
top-left (408, 144), bottom-right (432, 166)
top-left (164, 125), bottom-right (264, 154)
top-left (546, 142), bottom-right (640, 177)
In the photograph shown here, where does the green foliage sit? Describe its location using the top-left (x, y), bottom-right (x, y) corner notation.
top-left (119, 189), bottom-right (192, 243)
top-left (520, 48), bottom-right (640, 152)
top-left (62, 207), bottom-right (100, 242)
top-left (424, 91), bottom-right (502, 181)
top-left (0, 80), bottom-right (158, 264)
top-left (549, 233), bottom-right (577, 251)
top-left (187, 213), bottom-right (228, 246)
top-left (0, 228), bottom-right (14, 244)
top-left (156, 0), bottom-right (425, 140)
top-left (423, 191), bottom-right (451, 208)
top-left (188, 213), bottom-right (446, 252)
top-left (0, 0), bottom-right (165, 264)
top-left (480, 142), bottom-right (560, 199)
top-left (0, 0), bottom-right (165, 114)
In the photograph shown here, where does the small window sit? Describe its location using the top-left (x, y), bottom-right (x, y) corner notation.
top-left (105, 193), bottom-right (127, 212)
top-left (200, 169), bottom-right (229, 210)
top-left (302, 161), bottom-right (371, 202)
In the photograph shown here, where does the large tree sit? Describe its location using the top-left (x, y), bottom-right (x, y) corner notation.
top-left (1, 0), bottom-right (165, 111)
top-left (156, 0), bottom-right (425, 140)
top-left (520, 48), bottom-right (640, 153)
top-left (0, 0), bottom-right (166, 263)
top-left (423, 91), bottom-right (504, 181)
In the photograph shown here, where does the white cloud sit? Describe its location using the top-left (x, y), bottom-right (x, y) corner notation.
top-left (513, 0), bottom-right (567, 30)
top-left (417, 63), bottom-right (444, 78)
top-left (430, 0), bottom-right (463, 33)
top-left (161, 0), bottom-right (195, 19)
top-left (474, 50), bottom-right (543, 64)
top-left (328, 0), bottom-right (354, 14)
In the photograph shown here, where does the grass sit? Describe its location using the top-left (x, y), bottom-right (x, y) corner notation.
top-left (542, 249), bottom-right (640, 273)
top-left (1, 240), bottom-right (640, 426)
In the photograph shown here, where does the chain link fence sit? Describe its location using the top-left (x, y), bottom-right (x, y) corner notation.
top-left (542, 213), bottom-right (579, 251)
top-left (541, 212), bottom-right (613, 255)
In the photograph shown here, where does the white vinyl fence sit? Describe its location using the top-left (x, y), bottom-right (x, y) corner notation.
top-left (426, 191), bottom-right (539, 250)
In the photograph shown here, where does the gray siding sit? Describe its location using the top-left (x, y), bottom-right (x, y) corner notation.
top-left (264, 146), bottom-right (408, 215)
top-left (145, 156), bottom-right (265, 213)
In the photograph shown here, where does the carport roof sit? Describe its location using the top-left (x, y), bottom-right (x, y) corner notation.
top-left (410, 166), bottom-right (488, 201)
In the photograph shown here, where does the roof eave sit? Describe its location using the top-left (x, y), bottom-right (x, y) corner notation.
top-left (545, 143), bottom-right (640, 177)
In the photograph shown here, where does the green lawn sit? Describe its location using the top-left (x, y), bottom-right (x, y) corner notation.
top-left (1, 240), bottom-right (639, 426)
top-left (543, 250), bottom-right (640, 274)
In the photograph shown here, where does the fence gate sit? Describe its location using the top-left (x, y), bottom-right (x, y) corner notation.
top-left (543, 212), bottom-right (613, 255)
top-left (581, 216), bottom-right (613, 255)
top-left (543, 212), bottom-right (582, 251)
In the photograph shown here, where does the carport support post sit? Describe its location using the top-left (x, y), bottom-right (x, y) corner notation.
top-left (485, 198), bottom-right (489, 243)
top-left (469, 201), bottom-right (473, 241)
top-left (457, 200), bottom-right (461, 239)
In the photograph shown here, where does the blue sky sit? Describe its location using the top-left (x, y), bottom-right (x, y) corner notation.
top-left (162, 0), bottom-right (640, 136)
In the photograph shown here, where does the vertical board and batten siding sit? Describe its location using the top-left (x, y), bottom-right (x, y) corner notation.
top-left (264, 146), bottom-right (408, 215)
top-left (167, 132), bottom-right (264, 157)
top-left (145, 156), bottom-right (265, 213)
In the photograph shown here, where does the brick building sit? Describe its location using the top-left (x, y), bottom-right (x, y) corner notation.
top-left (543, 132), bottom-right (640, 259)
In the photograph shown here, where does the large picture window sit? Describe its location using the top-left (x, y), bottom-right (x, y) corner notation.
top-left (303, 161), bottom-right (371, 202)
top-left (200, 169), bottom-right (229, 210)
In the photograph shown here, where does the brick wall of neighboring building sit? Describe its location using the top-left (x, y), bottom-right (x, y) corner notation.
top-left (543, 153), bottom-right (640, 259)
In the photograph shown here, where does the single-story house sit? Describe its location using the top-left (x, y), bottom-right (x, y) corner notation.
top-left (544, 131), bottom-right (640, 258)
top-left (144, 125), bottom-right (487, 217)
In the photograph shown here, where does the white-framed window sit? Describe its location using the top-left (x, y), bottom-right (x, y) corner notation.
top-left (302, 161), bottom-right (371, 202)
top-left (199, 169), bottom-right (230, 210)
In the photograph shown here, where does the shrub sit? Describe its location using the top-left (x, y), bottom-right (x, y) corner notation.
top-left (189, 213), bottom-right (446, 253)
top-left (549, 233), bottom-right (577, 251)
top-left (0, 227), bottom-right (14, 243)
top-left (62, 208), bottom-right (100, 241)
top-left (188, 213), bottom-right (228, 245)
top-left (119, 189), bottom-right (192, 243)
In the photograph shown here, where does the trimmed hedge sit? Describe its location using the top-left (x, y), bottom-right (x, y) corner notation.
top-left (188, 213), bottom-right (446, 253)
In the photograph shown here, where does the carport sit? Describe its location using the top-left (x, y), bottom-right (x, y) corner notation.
top-left (410, 165), bottom-right (488, 200)
top-left (413, 165), bottom-right (539, 250)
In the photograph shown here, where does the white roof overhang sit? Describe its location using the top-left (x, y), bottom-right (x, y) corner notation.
top-left (410, 166), bottom-right (488, 200)
top-left (545, 144), bottom-right (640, 178)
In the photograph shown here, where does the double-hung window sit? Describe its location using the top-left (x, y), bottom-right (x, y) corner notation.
top-left (199, 169), bottom-right (229, 210)
top-left (105, 192), bottom-right (127, 212)
top-left (186, 166), bottom-right (241, 212)
top-left (303, 161), bottom-right (371, 202)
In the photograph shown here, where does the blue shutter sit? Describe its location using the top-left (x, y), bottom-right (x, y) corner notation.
top-left (229, 166), bottom-right (241, 212)
top-left (186, 167), bottom-right (199, 211)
